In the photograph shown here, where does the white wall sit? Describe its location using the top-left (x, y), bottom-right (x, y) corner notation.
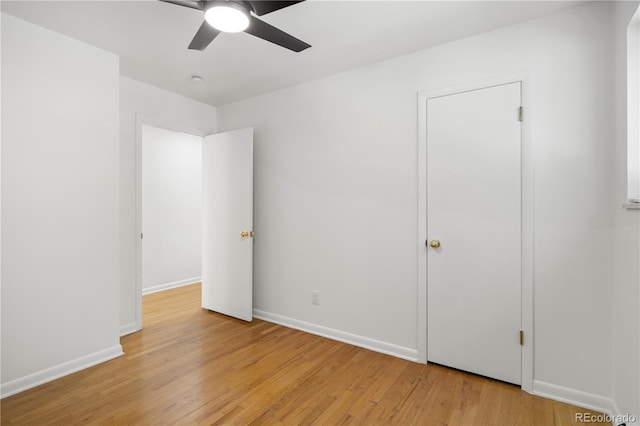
top-left (218, 1), bottom-right (625, 413)
top-left (142, 124), bottom-right (202, 294)
top-left (119, 77), bottom-right (216, 334)
top-left (1, 13), bottom-right (121, 397)
top-left (613, 2), bottom-right (640, 424)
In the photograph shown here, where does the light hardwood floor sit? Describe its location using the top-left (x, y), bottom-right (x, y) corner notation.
top-left (1, 283), bottom-right (606, 425)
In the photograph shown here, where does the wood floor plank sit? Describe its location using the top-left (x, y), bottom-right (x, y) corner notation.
top-left (1, 283), bottom-right (608, 425)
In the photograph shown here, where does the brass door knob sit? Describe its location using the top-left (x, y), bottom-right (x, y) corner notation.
top-left (240, 231), bottom-right (254, 238)
top-left (429, 239), bottom-right (441, 249)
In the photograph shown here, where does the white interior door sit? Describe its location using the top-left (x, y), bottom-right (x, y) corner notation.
top-left (427, 82), bottom-right (522, 384)
top-left (202, 128), bottom-right (253, 321)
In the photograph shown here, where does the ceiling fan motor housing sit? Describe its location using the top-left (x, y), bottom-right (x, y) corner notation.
top-left (204, 0), bottom-right (254, 15)
top-left (161, 0), bottom-right (311, 52)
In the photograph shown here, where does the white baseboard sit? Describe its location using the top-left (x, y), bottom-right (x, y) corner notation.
top-left (119, 322), bottom-right (140, 337)
top-left (0, 344), bottom-right (123, 399)
top-left (532, 380), bottom-right (626, 425)
top-left (253, 309), bottom-right (418, 362)
top-left (142, 277), bottom-right (200, 296)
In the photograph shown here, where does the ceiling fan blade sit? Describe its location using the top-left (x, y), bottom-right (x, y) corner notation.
top-left (158, 0), bottom-right (204, 11)
top-left (244, 15), bottom-right (310, 52)
top-left (249, 1), bottom-right (305, 16)
top-left (188, 21), bottom-right (221, 50)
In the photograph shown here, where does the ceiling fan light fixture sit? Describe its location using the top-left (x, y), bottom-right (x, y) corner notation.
top-left (205, 3), bottom-right (250, 33)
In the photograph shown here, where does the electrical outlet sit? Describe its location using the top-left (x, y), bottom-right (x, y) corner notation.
top-left (311, 291), bottom-right (320, 305)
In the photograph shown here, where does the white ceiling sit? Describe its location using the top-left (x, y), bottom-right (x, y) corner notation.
top-left (2, 0), bottom-right (587, 106)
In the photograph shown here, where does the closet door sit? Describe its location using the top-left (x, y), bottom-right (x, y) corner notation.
top-left (427, 83), bottom-right (522, 384)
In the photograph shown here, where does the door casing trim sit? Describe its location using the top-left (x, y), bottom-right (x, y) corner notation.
top-left (416, 71), bottom-right (534, 393)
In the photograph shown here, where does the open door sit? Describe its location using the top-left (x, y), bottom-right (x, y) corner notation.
top-left (202, 128), bottom-right (253, 321)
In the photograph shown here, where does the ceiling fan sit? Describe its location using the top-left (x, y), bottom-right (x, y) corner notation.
top-left (160, 0), bottom-right (311, 52)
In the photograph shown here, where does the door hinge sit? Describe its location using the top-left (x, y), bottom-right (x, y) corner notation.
top-left (519, 330), bottom-right (524, 346)
top-left (141, 233), bottom-right (144, 239)
top-left (518, 106), bottom-right (524, 122)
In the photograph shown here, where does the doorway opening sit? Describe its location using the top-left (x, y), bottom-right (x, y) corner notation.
top-left (135, 119), bottom-right (207, 330)
top-left (141, 124), bottom-right (203, 297)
